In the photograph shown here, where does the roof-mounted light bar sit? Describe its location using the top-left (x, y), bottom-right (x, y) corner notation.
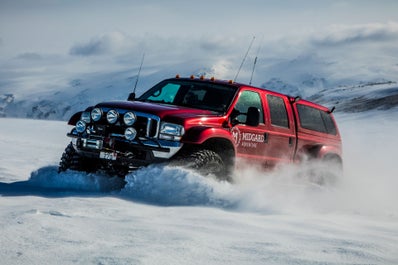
top-left (175, 75), bottom-right (233, 84)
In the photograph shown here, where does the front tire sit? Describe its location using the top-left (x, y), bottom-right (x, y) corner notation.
top-left (58, 142), bottom-right (96, 173)
top-left (171, 149), bottom-right (230, 181)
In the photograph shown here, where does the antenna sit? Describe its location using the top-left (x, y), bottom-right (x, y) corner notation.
top-left (234, 36), bottom-right (255, 82)
top-left (128, 53), bottom-right (145, 101)
top-left (249, 36), bottom-right (263, 85)
top-left (249, 57), bottom-right (257, 86)
top-left (133, 53), bottom-right (145, 94)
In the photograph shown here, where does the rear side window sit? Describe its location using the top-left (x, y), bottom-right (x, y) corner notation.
top-left (267, 95), bottom-right (289, 128)
top-left (297, 104), bottom-right (337, 135)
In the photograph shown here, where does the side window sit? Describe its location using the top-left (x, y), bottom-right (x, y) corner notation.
top-left (320, 111), bottom-right (337, 135)
top-left (297, 104), bottom-right (337, 135)
top-left (233, 91), bottom-right (264, 124)
top-left (267, 95), bottom-right (289, 128)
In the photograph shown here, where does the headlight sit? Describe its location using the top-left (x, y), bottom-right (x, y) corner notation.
top-left (75, 120), bottom-right (86, 133)
top-left (159, 122), bottom-right (184, 141)
top-left (106, 109), bottom-right (119, 124)
top-left (80, 111), bottom-right (91, 123)
top-left (91, 108), bottom-right (102, 122)
top-left (123, 112), bottom-right (137, 126)
top-left (124, 127), bottom-right (137, 141)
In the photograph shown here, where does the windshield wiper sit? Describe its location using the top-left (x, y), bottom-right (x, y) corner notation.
top-left (139, 99), bottom-right (171, 104)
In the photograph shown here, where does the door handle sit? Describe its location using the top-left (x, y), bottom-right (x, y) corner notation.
top-left (264, 132), bottom-right (268, 143)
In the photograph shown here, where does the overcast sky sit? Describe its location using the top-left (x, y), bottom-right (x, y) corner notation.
top-left (1, 0), bottom-right (397, 55)
top-left (1, 0), bottom-right (398, 92)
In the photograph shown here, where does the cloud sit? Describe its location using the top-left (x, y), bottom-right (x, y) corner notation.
top-left (69, 30), bottom-right (248, 60)
top-left (16, 52), bottom-right (42, 60)
top-left (67, 31), bottom-right (250, 75)
top-left (199, 36), bottom-right (239, 52)
top-left (312, 22), bottom-right (398, 46)
top-left (69, 32), bottom-right (129, 56)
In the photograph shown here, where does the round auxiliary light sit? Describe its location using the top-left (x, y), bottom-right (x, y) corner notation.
top-left (75, 120), bottom-right (86, 133)
top-left (124, 127), bottom-right (137, 141)
top-left (123, 111), bottom-right (137, 126)
top-left (91, 108), bottom-right (102, 122)
top-left (81, 111), bottom-right (91, 123)
top-left (106, 109), bottom-right (119, 124)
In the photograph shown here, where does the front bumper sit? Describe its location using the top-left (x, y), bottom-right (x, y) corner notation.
top-left (68, 129), bottom-right (182, 168)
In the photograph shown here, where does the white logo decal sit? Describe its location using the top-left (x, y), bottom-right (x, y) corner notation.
top-left (231, 127), bottom-right (241, 146)
top-left (231, 127), bottom-right (264, 148)
top-left (241, 132), bottom-right (264, 143)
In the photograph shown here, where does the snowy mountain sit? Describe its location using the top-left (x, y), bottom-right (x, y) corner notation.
top-left (308, 80), bottom-right (398, 112)
top-left (261, 77), bottom-right (398, 113)
top-left (1, 56), bottom-right (398, 120)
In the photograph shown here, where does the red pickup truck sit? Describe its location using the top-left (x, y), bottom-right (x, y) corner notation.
top-left (59, 76), bottom-right (342, 181)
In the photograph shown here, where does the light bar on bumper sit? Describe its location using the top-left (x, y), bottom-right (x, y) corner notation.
top-left (159, 122), bottom-right (184, 141)
top-left (81, 111), bottom-right (91, 123)
top-left (124, 127), bottom-right (137, 141)
top-left (91, 108), bottom-right (102, 121)
top-left (123, 111), bottom-right (137, 126)
top-left (106, 109), bottom-right (119, 124)
top-left (75, 120), bottom-right (86, 133)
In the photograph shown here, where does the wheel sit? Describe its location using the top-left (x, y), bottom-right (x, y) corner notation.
top-left (308, 154), bottom-right (343, 185)
top-left (171, 148), bottom-right (230, 181)
top-left (323, 154), bottom-right (343, 170)
top-left (58, 142), bottom-right (97, 173)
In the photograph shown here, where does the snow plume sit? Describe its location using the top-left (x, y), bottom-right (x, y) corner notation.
top-left (119, 110), bottom-right (398, 217)
top-left (335, 111), bottom-right (398, 217)
top-left (227, 163), bottom-right (335, 214)
top-left (223, 112), bottom-right (398, 217)
top-left (8, 162), bottom-right (345, 214)
top-left (0, 167), bottom-right (125, 196)
top-left (10, 122), bottom-right (397, 217)
top-left (30, 167), bottom-right (126, 192)
top-left (118, 161), bottom-right (343, 212)
top-left (121, 165), bottom-right (234, 207)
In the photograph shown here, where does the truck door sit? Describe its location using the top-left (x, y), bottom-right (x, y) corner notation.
top-left (263, 94), bottom-right (296, 164)
top-left (230, 90), bottom-right (270, 163)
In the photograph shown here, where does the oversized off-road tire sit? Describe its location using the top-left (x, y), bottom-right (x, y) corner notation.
top-left (58, 142), bottom-right (97, 173)
top-left (171, 149), bottom-right (230, 181)
top-left (307, 154), bottom-right (343, 185)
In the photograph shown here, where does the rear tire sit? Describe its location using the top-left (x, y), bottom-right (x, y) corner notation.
top-left (308, 154), bottom-right (343, 185)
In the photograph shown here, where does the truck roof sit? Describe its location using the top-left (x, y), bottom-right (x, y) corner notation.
top-left (168, 76), bottom-right (333, 113)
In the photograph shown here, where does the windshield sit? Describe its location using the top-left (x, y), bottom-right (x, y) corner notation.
top-left (138, 80), bottom-right (238, 113)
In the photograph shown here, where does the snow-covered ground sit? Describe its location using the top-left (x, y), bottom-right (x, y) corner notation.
top-left (1, 111), bottom-right (398, 265)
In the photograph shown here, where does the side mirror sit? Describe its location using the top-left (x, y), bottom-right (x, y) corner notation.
top-left (246, 107), bottom-right (260, 127)
top-left (128, 92), bottom-right (136, 101)
top-left (230, 109), bottom-right (241, 126)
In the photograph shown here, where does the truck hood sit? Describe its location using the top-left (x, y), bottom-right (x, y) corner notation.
top-left (95, 100), bottom-right (220, 120)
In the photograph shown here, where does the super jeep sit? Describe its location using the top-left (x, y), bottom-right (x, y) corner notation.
top-left (59, 76), bottom-right (342, 181)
